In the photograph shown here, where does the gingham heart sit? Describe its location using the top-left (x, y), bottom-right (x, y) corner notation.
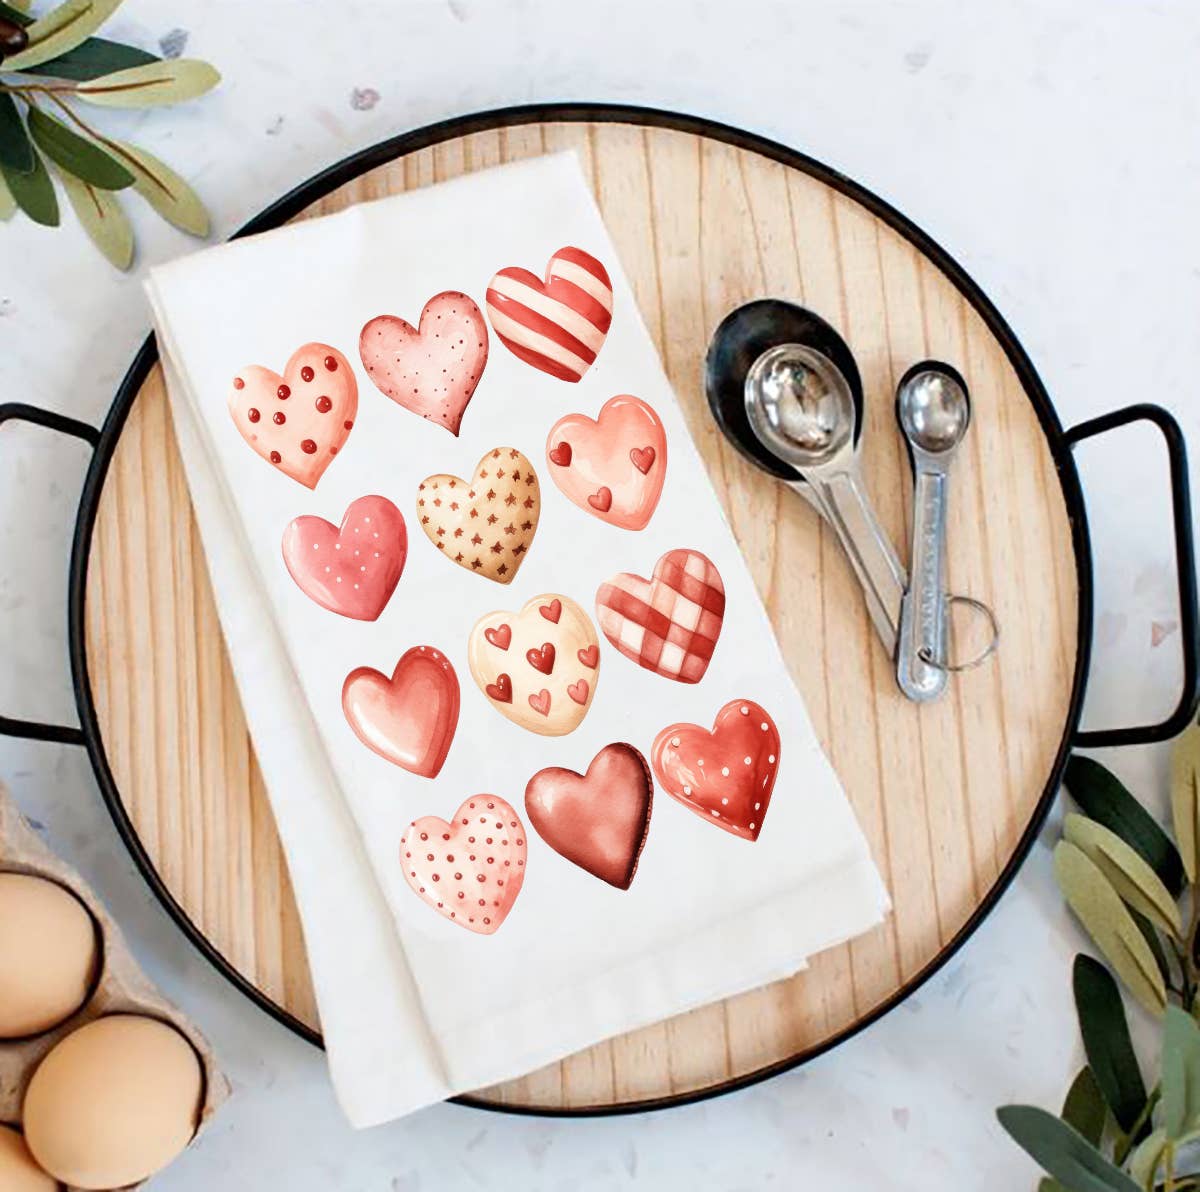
top-left (595, 548), bottom-right (725, 684)
top-left (400, 795), bottom-right (527, 934)
top-left (485, 247), bottom-right (612, 382)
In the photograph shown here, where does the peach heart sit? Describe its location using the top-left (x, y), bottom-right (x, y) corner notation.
top-left (400, 795), bottom-right (527, 934)
top-left (281, 495), bottom-right (406, 620)
top-left (525, 743), bottom-right (652, 889)
top-left (485, 247), bottom-right (613, 382)
top-left (596, 548), bottom-right (725, 683)
top-left (229, 343), bottom-right (357, 488)
top-left (651, 699), bottom-right (780, 841)
top-left (416, 446), bottom-right (540, 584)
top-left (342, 646), bottom-right (459, 778)
top-left (545, 395), bottom-right (667, 530)
top-left (359, 291), bottom-right (488, 436)
top-left (469, 593), bottom-right (599, 736)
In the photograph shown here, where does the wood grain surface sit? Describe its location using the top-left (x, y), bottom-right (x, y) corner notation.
top-left (83, 119), bottom-right (1078, 1110)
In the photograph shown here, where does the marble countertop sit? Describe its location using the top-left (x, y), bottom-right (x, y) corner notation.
top-left (2, 1), bottom-right (1197, 1187)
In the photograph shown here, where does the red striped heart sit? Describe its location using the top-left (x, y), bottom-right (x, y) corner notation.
top-left (485, 247), bottom-right (613, 383)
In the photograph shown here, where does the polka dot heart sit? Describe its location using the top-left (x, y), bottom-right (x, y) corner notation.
top-left (650, 699), bottom-right (781, 842)
top-left (228, 343), bottom-right (357, 489)
top-left (400, 796), bottom-right (528, 934)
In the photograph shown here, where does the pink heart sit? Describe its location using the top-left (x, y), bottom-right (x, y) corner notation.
top-left (342, 646), bottom-right (459, 778)
top-left (545, 395), bottom-right (667, 530)
top-left (228, 343), bottom-right (357, 489)
top-left (359, 291), bottom-right (488, 436)
top-left (282, 495), bottom-right (407, 620)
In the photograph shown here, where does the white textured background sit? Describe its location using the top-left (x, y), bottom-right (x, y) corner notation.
top-left (1, 2), bottom-right (1197, 1187)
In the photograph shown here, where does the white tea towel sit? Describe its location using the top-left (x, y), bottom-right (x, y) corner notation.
top-left (146, 152), bottom-right (889, 1126)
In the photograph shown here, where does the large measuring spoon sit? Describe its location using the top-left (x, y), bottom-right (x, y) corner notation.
top-left (894, 362), bottom-right (971, 700)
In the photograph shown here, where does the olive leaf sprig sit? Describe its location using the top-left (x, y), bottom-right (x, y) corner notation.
top-left (997, 725), bottom-right (1200, 1192)
top-left (0, 0), bottom-right (219, 268)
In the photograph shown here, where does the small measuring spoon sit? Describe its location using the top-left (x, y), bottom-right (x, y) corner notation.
top-left (742, 342), bottom-right (906, 657)
top-left (894, 362), bottom-right (972, 701)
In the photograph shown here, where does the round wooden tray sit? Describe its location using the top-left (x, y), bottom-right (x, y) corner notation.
top-left (17, 106), bottom-right (1190, 1114)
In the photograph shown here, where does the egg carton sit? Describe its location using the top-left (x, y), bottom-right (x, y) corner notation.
top-left (0, 781), bottom-right (228, 1189)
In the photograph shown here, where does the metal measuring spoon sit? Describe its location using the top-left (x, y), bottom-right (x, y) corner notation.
top-left (894, 362), bottom-right (971, 701)
top-left (743, 343), bottom-right (906, 657)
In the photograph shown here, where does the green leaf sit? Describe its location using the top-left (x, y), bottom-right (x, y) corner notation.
top-left (1, 147), bottom-right (58, 224)
top-left (1130, 907), bottom-right (1174, 989)
top-left (1128, 1127), bottom-right (1167, 1192)
top-left (1072, 955), bottom-right (1148, 1134)
top-left (22, 35), bottom-right (157, 81)
top-left (1163, 1005), bottom-right (1200, 1139)
top-left (1064, 814), bottom-right (1183, 939)
top-left (1064, 755), bottom-right (1187, 898)
top-left (1054, 841), bottom-right (1168, 1016)
top-left (0, 92), bottom-right (35, 174)
top-left (1061, 1065), bottom-right (1109, 1146)
top-left (27, 108), bottom-right (132, 189)
top-left (0, 1), bottom-right (32, 25)
top-left (0, 168), bottom-right (16, 219)
top-left (1171, 722), bottom-right (1200, 884)
top-left (55, 165), bottom-right (132, 268)
top-left (75, 58), bottom-right (220, 107)
top-left (115, 140), bottom-right (208, 236)
top-left (1, 0), bottom-right (123, 71)
top-left (997, 1105), bottom-right (1141, 1192)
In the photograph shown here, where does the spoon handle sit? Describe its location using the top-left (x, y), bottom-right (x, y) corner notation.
top-left (807, 471), bottom-right (906, 657)
top-left (896, 468), bottom-right (950, 701)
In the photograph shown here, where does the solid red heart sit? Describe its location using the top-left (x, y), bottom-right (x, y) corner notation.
top-left (651, 699), bottom-right (781, 842)
top-left (400, 795), bottom-right (527, 934)
top-left (567, 680), bottom-right (589, 705)
top-left (630, 446), bottom-right (656, 474)
top-left (539, 598), bottom-right (562, 624)
top-left (549, 441), bottom-right (572, 467)
top-left (486, 674), bottom-right (513, 703)
top-left (282, 495), bottom-right (406, 620)
top-left (587, 487), bottom-right (613, 513)
top-left (528, 689), bottom-right (551, 716)
top-left (484, 624), bottom-right (512, 650)
top-left (525, 743), bottom-right (652, 889)
top-left (526, 643), bottom-right (556, 675)
top-left (577, 644), bottom-right (599, 668)
top-left (342, 646), bottom-right (460, 778)
top-left (359, 291), bottom-right (488, 436)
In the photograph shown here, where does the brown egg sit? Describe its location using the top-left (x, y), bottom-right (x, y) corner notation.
top-left (0, 873), bottom-right (98, 1038)
top-left (23, 1015), bottom-right (203, 1190)
top-left (0, 1124), bottom-right (58, 1192)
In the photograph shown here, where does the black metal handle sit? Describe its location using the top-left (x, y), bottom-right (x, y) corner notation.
top-left (1067, 403), bottom-right (1199, 747)
top-left (0, 402), bottom-right (99, 746)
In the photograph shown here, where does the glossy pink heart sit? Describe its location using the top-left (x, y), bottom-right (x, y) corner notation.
top-left (282, 495), bottom-right (407, 620)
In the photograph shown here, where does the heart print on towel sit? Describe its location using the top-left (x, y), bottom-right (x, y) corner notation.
top-left (652, 699), bottom-right (781, 841)
top-left (228, 343), bottom-right (357, 488)
top-left (469, 593), bottom-right (599, 736)
top-left (525, 743), bottom-right (652, 890)
top-left (416, 447), bottom-right (540, 584)
top-left (400, 795), bottom-right (527, 934)
top-left (595, 548), bottom-right (725, 683)
top-left (546, 395), bottom-right (667, 530)
top-left (485, 246), bottom-right (612, 382)
top-left (342, 645), bottom-right (460, 778)
top-left (359, 291), bottom-right (488, 436)
top-left (281, 495), bottom-right (406, 620)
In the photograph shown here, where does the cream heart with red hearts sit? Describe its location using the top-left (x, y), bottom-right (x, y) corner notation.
top-left (468, 593), bottom-right (599, 736)
top-left (485, 247), bottom-right (612, 382)
top-left (546, 395), bottom-right (667, 530)
top-left (281, 495), bottom-right (406, 620)
top-left (359, 291), bottom-right (488, 436)
top-left (400, 795), bottom-right (527, 934)
top-left (229, 343), bottom-right (357, 488)
top-left (651, 699), bottom-right (781, 842)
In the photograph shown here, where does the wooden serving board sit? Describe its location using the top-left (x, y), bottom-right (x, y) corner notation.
top-left (83, 116), bottom-right (1078, 1111)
